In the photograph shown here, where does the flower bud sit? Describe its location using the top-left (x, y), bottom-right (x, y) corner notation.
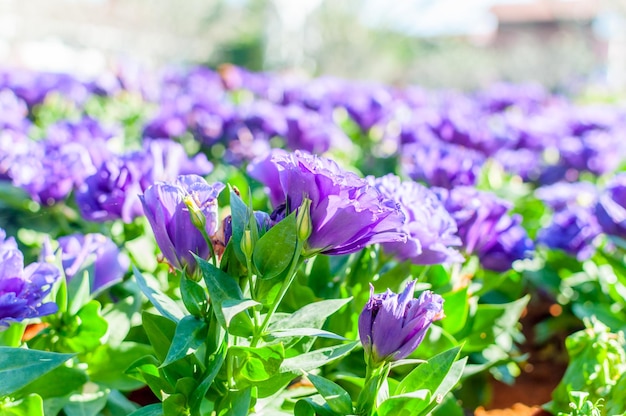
top-left (358, 280), bottom-right (443, 365)
top-left (184, 194), bottom-right (207, 231)
top-left (240, 229), bottom-right (254, 260)
top-left (296, 197), bottom-right (312, 243)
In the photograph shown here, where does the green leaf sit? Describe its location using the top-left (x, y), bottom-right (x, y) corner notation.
top-left (306, 373), bottom-right (353, 415)
top-left (125, 356), bottom-right (172, 400)
top-left (63, 388), bottom-right (108, 416)
top-left (376, 390), bottom-right (431, 416)
top-left (269, 298), bottom-right (353, 332)
top-left (0, 347), bottom-right (74, 396)
top-left (16, 365), bottom-right (87, 399)
top-left (253, 212), bottom-right (297, 280)
top-left (66, 260), bottom-right (95, 316)
top-left (133, 266), bottom-right (184, 322)
top-left (197, 256), bottom-right (252, 331)
top-left (88, 342), bottom-right (155, 391)
top-left (441, 287), bottom-right (469, 335)
top-left (180, 276), bottom-right (209, 317)
top-left (189, 341), bottom-right (227, 414)
top-left (420, 357), bottom-right (467, 415)
top-left (64, 300), bottom-right (109, 353)
top-left (395, 345), bottom-right (461, 397)
top-left (162, 393), bottom-right (187, 416)
top-left (142, 311), bottom-right (177, 363)
top-left (128, 403), bottom-right (163, 416)
top-left (267, 328), bottom-right (346, 341)
top-left (280, 341), bottom-right (359, 374)
top-left (0, 394), bottom-right (44, 416)
top-left (161, 316), bottom-right (208, 367)
top-left (230, 344), bottom-right (285, 384)
top-left (229, 187), bottom-right (250, 263)
top-left (216, 387), bottom-right (252, 416)
top-left (294, 396), bottom-right (335, 416)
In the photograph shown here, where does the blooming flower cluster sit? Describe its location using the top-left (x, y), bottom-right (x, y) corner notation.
top-left (0, 228), bottom-right (60, 328)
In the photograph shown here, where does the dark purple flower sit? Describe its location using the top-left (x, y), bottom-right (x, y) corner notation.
top-left (437, 186), bottom-right (533, 272)
top-left (369, 175), bottom-right (463, 265)
top-left (358, 280), bottom-right (443, 364)
top-left (140, 175), bottom-right (225, 274)
top-left (57, 233), bottom-right (129, 295)
top-left (595, 173), bottom-right (626, 240)
top-left (0, 229), bottom-right (60, 328)
top-left (248, 150), bottom-right (406, 256)
top-left (537, 207), bottom-right (600, 261)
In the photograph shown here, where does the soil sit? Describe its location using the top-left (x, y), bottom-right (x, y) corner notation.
top-left (474, 293), bottom-right (571, 416)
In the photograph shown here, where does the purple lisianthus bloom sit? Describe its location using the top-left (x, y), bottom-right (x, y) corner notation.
top-left (369, 174), bottom-right (463, 265)
top-left (283, 105), bottom-right (350, 154)
top-left (401, 141), bottom-right (484, 189)
top-left (140, 175), bottom-right (225, 274)
top-left (0, 229), bottom-right (60, 328)
top-left (437, 186), bottom-right (533, 272)
top-left (76, 153), bottom-right (146, 223)
top-left (248, 150), bottom-right (406, 256)
top-left (537, 207), bottom-right (600, 261)
top-left (595, 173), bottom-right (626, 240)
top-left (535, 181), bottom-right (598, 212)
top-left (56, 233), bottom-right (130, 295)
top-left (358, 280), bottom-right (443, 364)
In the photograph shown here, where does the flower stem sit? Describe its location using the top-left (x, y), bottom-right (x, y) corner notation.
top-left (355, 360), bottom-right (391, 416)
top-left (250, 241), bottom-right (303, 347)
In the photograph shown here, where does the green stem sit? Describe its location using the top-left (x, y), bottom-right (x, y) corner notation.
top-left (355, 360), bottom-right (391, 416)
top-left (0, 323), bottom-right (26, 347)
top-left (251, 241), bottom-right (303, 347)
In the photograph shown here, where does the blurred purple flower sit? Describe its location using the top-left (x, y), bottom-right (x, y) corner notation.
top-left (76, 153), bottom-right (146, 222)
top-left (369, 174), bottom-right (463, 265)
top-left (595, 173), bottom-right (626, 240)
top-left (401, 141), bottom-right (484, 189)
top-left (56, 233), bottom-right (129, 295)
top-left (535, 181), bottom-right (597, 212)
top-left (283, 105), bottom-right (349, 154)
top-left (0, 229), bottom-right (60, 328)
top-left (248, 150), bottom-right (406, 256)
top-left (537, 207), bottom-right (600, 261)
top-left (438, 186), bottom-right (534, 272)
top-left (140, 175), bottom-right (225, 274)
top-left (358, 280), bottom-right (443, 364)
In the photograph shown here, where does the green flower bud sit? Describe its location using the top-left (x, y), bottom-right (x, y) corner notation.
top-left (183, 194), bottom-right (206, 231)
top-left (240, 229), bottom-right (254, 260)
top-left (296, 197), bottom-right (313, 243)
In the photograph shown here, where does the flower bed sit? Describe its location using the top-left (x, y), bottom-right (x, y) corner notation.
top-left (0, 64), bottom-right (625, 415)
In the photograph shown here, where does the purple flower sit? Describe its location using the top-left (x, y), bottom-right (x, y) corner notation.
top-left (0, 229), bottom-right (60, 328)
top-left (437, 186), bottom-right (533, 272)
top-left (595, 173), bottom-right (626, 240)
top-left (537, 207), bottom-right (600, 261)
top-left (75, 153), bottom-right (146, 223)
top-left (358, 280), bottom-right (443, 364)
top-left (401, 141), bottom-right (484, 189)
top-left (283, 105), bottom-right (350, 154)
top-left (57, 234), bottom-right (130, 295)
top-left (369, 174), bottom-right (463, 265)
top-left (535, 181), bottom-right (598, 212)
top-left (248, 150), bottom-right (406, 256)
top-left (140, 175), bottom-right (225, 274)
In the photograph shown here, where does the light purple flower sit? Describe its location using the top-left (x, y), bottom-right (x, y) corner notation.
top-left (358, 280), bottom-right (443, 364)
top-left (0, 229), bottom-right (60, 328)
top-left (140, 175), bottom-right (225, 274)
top-left (369, 174), bottom-right (463, 265)
top-left (248, 150), bottom-right (407, 256)
top-left (56, 233), bottom-right (130, 295)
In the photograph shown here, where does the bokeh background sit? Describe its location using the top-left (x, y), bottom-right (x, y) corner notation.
top-left (0, 0), bottom-right (625, 92)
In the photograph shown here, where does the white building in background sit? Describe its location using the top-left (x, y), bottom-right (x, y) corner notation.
top-left (0, 0), bottom-right (225, 76)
